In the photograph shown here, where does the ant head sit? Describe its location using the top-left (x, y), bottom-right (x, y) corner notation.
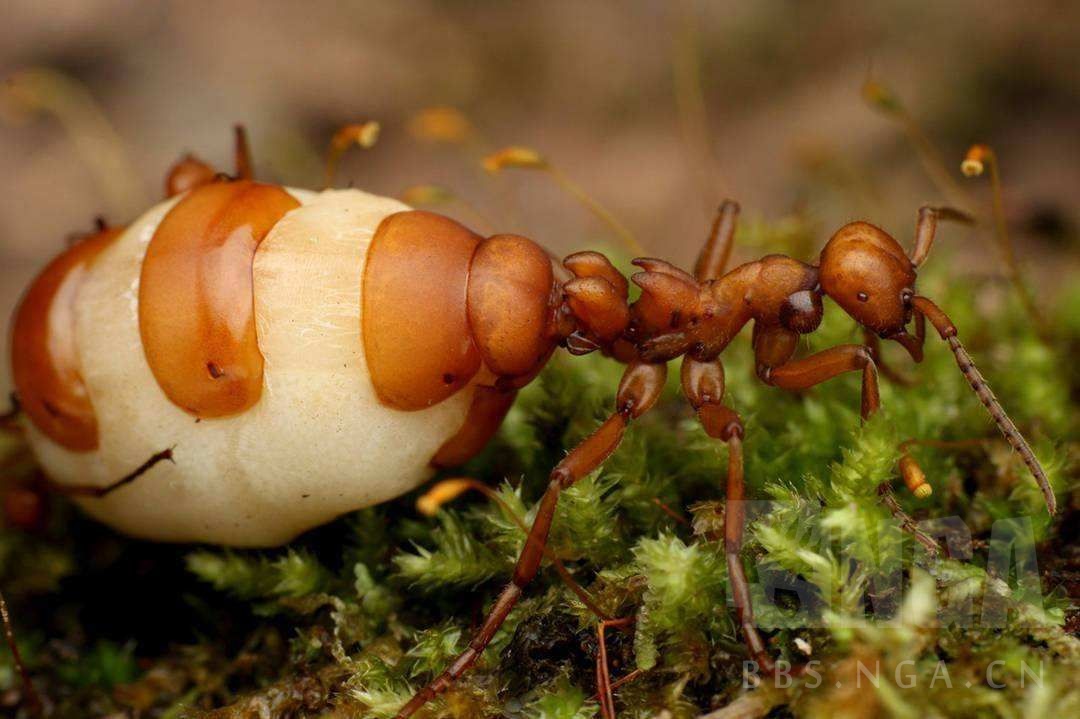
top-left (818, 222), bottom-right (917, 337)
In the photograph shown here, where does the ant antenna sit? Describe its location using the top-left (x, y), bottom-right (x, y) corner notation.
top-left (914, 296), bottom-right (1056, 515)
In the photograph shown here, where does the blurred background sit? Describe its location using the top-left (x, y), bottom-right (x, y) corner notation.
top-left (1, 0), bottom-right (1078, 395)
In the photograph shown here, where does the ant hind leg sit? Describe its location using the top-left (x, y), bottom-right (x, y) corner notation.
top-left (394, 362), bottom-right (667, 719)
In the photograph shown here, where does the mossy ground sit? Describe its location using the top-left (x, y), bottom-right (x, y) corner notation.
top-left (1, 233), bottom-right (1077, 718)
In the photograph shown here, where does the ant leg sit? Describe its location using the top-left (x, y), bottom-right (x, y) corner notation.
top-left (710, 418), bottom-right (776, 672)
top-left (693, 200), bottom-right (740, 281)
top-left (760, 339), bottom-right (943, 554)
top-left (47, 447), bottom-right (174, 498)
top-left (682, 358), bottom-right (774, 672)
top-left (395, 362), bottom-right (667, 719)
top-left (761, 344), bottom-right (880, 419)
top-left (591, 668), bottom-right (644, 703)
top-left (909, 204), bottom-right (974, 267)
top-left (416, 477), bottom-right (610, 621)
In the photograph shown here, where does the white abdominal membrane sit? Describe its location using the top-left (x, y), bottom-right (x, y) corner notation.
top-left (24, 189), bottom-right (474, 546)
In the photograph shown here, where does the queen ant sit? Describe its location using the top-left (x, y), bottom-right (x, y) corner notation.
top-left (5, 126), bottom-right (1054, 717)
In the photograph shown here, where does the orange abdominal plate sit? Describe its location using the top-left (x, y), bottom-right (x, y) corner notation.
top-left (139, 181), bottom-right (299, 417)
top-left (363, 211), bottom-right (482, 410)
top-left (12, 228), bottom-right (122, 450)
top-left (467, 234), bottom-right (554, 378)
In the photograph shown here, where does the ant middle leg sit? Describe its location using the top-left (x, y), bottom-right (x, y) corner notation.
top-left (682, 358), bottom-right (775, 672)
top-left (394, 362), bottom-right (667, 719)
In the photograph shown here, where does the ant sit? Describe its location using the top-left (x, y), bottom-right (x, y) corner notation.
top-left (394, 200), bottom-right (1055, 717)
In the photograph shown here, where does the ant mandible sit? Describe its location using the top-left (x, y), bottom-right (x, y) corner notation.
top-left (394, 200), bottom-right (1055, 717)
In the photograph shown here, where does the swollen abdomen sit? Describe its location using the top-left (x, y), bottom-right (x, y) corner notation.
top-left (22, 189), bottom-right (475, 546)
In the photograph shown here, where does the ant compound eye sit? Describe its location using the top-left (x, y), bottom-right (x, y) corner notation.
top-left (856, 291), bottom-right (869, 302)
top-left (901, 289), bottom-right (914, 305)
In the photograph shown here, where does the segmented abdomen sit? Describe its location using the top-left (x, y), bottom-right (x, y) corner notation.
top-left (13, 189), bottom-right (476, 546)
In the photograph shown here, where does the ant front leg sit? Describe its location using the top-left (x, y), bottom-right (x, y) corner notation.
top-left (682, 357), bottom-right (775, 673)
top-left (759, 341), bottom-right (880, 420)
top-left (395, 361), bottom-right (667, 719)
top-left (757, 331), bottom-right (946, 549)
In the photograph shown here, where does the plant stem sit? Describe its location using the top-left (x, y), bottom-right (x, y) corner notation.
top-left (547, 166), bottom-right (646, 257)
top-left (961, 145), bottom-right (1049, 342)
